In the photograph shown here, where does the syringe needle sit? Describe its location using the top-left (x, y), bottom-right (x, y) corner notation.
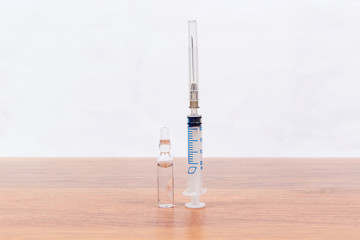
top-left (188, 20), bottom-right (199, 113)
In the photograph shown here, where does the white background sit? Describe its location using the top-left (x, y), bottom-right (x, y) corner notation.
top-left (1, 0), bottom-right (360, 157)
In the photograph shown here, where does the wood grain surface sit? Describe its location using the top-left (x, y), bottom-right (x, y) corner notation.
top-left (0, 158), bottom-right (359, 239)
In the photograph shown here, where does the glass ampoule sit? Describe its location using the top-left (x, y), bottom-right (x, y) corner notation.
top-left (157, 127), bottom-right (174, 208)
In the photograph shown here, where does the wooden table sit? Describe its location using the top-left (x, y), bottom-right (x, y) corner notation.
top-left (0, 158), bottom-right (359, 239)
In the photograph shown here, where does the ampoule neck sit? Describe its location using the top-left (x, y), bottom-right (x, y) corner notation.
top-left (159, 144), bottom-right (171, 153)
top-left (160, 152), bottom-right (170, 156)
top-left (158, 152), bottom-right (173, 162)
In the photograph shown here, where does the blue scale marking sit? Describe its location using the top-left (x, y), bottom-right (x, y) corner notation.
top-left (187, 127), bottom-right (202, 173)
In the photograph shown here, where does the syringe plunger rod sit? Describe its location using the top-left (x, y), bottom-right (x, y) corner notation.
top-left (188, 20), bottom-right (199, 110)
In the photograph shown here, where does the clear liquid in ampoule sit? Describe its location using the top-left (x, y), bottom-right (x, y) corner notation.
top-left (157, 160), bottom-right (174, 208)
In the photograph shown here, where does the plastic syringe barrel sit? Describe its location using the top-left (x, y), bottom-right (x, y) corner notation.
top-left (186, 116), bottom-right (203, 193)
top-left (184, 116), bottom-right (206, 208)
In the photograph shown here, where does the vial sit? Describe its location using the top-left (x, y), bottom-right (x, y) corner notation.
top-left (157, 127), bottom-right (174, 208)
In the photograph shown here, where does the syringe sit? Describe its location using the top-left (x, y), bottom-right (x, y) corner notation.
top-left (183, 20), bottom-right (206, 208)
